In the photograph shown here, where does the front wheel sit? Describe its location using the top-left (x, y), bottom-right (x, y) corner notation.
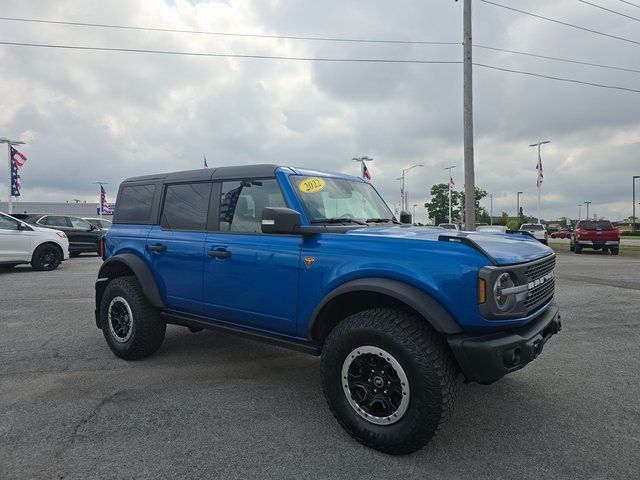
top-left (100, 276), bottom-right (166, 360)
top-left (321, 308), bottom-right (458, 455)
top-left (31, 244), bottom-right (62, 271)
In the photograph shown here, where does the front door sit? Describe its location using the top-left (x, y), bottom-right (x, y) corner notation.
top-left (145, 182), bottom-right (212, 316)
top-left (203, 178), bottom-right (301, 336)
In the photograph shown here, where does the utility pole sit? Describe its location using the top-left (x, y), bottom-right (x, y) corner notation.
top-left (94, 181), bottom-right (108, 218)
top-left (633, 175), bottom-right (639, 232)
top-left (584, 201), bottom-right (591, 220)
top-left (445, 165), bottom-right (456, 224)
top-left (489, 193), bottom-right (493, 225)
top-left (463, 0), bottom-right (476, 231)
top-left (352, 156), bottom-right (373, 179)
top-left (0, 137), bottom-right (26, 214)
top-left (516, 191), bottom-right (523, 222)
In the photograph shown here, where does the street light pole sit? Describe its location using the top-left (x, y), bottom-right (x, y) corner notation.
top-left (633, 175), bottom-right (639, 232)
top-left (412, 204), bottom-right (417, 224)
top-left (445, 165), bottom-right (456, 224)
top-left (490, 193), bottom-right (493, 225)
top-left (529, 140), bottom-right (550, 224)
top-left (516, 191), bottom-right (523, 221)
top-left (0, 137), bottom-right (26, 214)
top-left (584, 201), bottom-right (591, 220)
top-left (400, 164), bottom-right (423, 211)
top-left (352, 156), bottom-right (373, 179)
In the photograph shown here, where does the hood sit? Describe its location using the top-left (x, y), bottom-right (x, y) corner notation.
top-left (346, 226), bottom-right (552, 265)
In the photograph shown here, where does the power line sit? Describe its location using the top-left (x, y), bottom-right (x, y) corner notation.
top-left (479, 0), bottom-right (640, 46)
top-left (0, 40), bottom-right (462, 64)
top-left (0, 16), bottom-right (459, 46)
top-left (577, 0), bottom-right (640, 22)
top-left (616, 0), bottom-right (640, 9)
top-left (474, 62), bottom-right (640, 93)
top-left (1, 39), bottom-right (638, 95)
top-left (474, 44), bottom-right (640, 74)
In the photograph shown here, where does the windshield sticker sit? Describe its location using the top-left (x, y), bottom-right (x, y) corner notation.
top-left (298, 177), bottom-right (326, 193)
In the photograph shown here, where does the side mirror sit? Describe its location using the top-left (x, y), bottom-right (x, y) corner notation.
top-left (261, 207), bottom-right (302, 235)
top-left (399, 210), bottom-right (412, 224)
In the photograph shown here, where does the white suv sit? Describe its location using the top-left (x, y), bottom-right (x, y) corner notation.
top-left (519, 223), bottom-right (549, 244)
top-left (0, 212), bottom-right (70, 271)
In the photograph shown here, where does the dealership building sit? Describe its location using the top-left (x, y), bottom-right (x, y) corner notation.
top-left (0, 201), bottom-right (113, 220)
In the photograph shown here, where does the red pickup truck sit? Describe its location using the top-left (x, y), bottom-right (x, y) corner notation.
top-left (570, 220), bottom-right (620, 255)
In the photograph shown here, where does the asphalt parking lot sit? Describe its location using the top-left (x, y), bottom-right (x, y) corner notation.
top-left (1, 251), bottom-right (639, 480)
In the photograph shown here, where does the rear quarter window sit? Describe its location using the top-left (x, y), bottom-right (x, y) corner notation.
top-left (116, 184), bottom-right (156, 223)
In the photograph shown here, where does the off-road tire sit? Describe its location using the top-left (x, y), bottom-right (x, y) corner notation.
top-left (321, 308), bottom-right (458, 455)
top-left (100, 276), bottom-right (166, 360)
top-left (31, 243), bottom-right (62, 271)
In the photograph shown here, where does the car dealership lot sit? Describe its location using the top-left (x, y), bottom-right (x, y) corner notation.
top-left (1, 253), bottom-right (639, 479)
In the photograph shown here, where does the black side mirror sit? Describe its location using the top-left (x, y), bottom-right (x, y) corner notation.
top-left (261, 207), bottom-right (302, 234)
top-left (399, 210), bottom-right (412, 224)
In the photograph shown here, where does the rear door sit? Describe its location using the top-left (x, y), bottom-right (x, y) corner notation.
top-left (0, 214), bottom-right (31, 262)
top-left (68, 216), bottom-right (101, 252)
top-left (145, 182), bottom-right (212, 316)
top-left (203, 178), bottom-right (301, 335)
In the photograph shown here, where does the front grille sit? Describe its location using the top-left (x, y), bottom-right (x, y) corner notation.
top-left (523, 255), bottom-right (556, 311)
top-left (525, 255), bottom-right (555, 282)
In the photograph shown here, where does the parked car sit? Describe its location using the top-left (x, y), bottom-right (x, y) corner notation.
top-left (95, 164), bottom-right (560, 455)
top-left (438, 223), bottom-right (459, 230)
top-left (83, 217), bottom-right (112, 231)
top-left (476, 225), bottom-right (507, 234)
top-left (551, 227), bottom-right (572, 239)
top-left (519, 223), bottom-right (548, 244)
top-left (570, 220), bottom-right (620, 254)
top-left (14, 214), bottom-right (104, 256)
top-left (0, 212), bottom-right (69, 271)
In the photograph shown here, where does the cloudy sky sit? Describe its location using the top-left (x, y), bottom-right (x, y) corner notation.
top-left (1, 0), bottom-right (639, 223)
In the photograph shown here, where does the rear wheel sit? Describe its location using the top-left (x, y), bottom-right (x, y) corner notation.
top-left (100, 276), bottom-right (166, 360)
top-left (574, 244), bottom-right (582, 254)
top-left (611, 247), bottom-right (619, 255)
top-left (321, 308), bottom-right (458, 455)
top-left (31, 244), bottom-right (62, 271)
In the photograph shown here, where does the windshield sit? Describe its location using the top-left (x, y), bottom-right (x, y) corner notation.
top-left (521, 224), bottom-right (544, 230)
top-left (578, 221), bottom-right (613, 230)
top-left (292, 175), bottom-right (394, 224)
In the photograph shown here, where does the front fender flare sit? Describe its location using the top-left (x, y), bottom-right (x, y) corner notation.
top-left (308, 277), bottom-right (463, 340)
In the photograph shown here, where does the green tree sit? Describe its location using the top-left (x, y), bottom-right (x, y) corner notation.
top-left (496, 211), bottom-right (509, 226)
top-left (424, 183), bottom-right (461, 225)
top-left (459, 187), bottom-right (488, 222)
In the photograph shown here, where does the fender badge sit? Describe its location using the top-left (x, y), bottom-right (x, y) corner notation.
top-left (303, 257), bottom-right (316, 269)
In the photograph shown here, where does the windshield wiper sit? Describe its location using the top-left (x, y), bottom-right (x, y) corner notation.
top-left (310, 217), bottom-right (367, 225)
top-left (366, 218), bottom-right (401, 224)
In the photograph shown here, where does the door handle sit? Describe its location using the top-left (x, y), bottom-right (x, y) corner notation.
top-left (148, 243), bottom-right (167, 253)
top-left (208, 248), bottom-right (231, 259)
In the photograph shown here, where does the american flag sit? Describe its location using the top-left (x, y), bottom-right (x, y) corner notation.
top-left (10, 146), bottom-right (27, 196)
top-left (363, 163), bottom-right (372, 181)
top-left (536, 151), bottom-right (544, 187)
top-left (100, 185), bottom-right (113, 215)
top-left (449, 176), bottom-right (455, 189)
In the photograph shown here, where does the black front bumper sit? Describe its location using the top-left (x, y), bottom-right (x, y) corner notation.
top-left (447, 302), bottom-right (561, 384)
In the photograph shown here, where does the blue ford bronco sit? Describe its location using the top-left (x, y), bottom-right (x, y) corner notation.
top-left (95, 164), bottom-right (561, 454)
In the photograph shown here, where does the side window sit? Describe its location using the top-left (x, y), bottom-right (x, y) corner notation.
top-left (117, 184), bottom-right (156, 223)
top-left (219, 179), bottom-right (286, 233)
top-left (69, 217), bottom-right (93, 230)
top-left (0, 215), bottom-right (19, 230)
top-left (40, 216), bottom-right (68, 227)
top-left (161, 182), bottom-right (212, 231)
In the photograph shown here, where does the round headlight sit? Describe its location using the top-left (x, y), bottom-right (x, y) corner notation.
top-left (494, 272), bottom-right (517, 312)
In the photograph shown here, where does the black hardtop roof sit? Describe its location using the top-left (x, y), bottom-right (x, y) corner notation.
top-left (122, 164), bottom-right (283, 184)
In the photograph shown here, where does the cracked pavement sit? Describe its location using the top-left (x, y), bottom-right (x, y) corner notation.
top-left (1, 252), bottom-right (639, 479)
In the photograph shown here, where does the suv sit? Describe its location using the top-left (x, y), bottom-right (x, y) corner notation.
top-left (15, 214), bottom-right (104, 256)
top-left (95, 165), bottom-right (561, 454)
top-left (570, 220), bottom-right (620, 254)
top-left (0, 212), bottom-right (69, 271)
top-left (519, 223), bottom-right (548, 244)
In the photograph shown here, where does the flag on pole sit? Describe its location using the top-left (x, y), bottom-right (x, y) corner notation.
top-left (100, 185), bottom-right (113, 215)
top-left (10, 146), bottom-right (27, 197)
top-left (203, 153), bottom-right (209, 168)
top-left (449, 176), bottom-right (455, 189)
top-left (363, 163), bottom-right (371, 181)
top-left (536, 151), bottom-right (544, 187)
